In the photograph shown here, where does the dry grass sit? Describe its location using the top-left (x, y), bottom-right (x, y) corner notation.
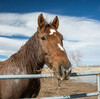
top-left (41, 66), bottom-right (100, 74)
top-left (38, 66), bottom-right (100, 99)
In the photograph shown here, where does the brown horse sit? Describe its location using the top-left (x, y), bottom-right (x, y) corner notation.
top-left (0, 14), bottom-right (71, 99)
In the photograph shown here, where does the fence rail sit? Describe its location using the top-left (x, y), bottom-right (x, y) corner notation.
top-left (0, 71), bottom-right (100, 79)
top-left (0, 72), bottom-right (100, 99)
top-left (35, 92), bottom-right (99, 99)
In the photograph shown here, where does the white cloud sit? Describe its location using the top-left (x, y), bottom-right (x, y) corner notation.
top-left (0, 37), bottom-right (26, 56)
top-left (0, 12), bottom-right (100, 65)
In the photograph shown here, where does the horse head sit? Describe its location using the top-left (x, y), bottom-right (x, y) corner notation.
top-left (37, 14), bottom-right (72, 80)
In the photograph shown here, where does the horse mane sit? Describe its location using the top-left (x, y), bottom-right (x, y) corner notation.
top-left (6, 32), bottom-right (44, 74)
top-left (0, 23), bottom-right (53, 74)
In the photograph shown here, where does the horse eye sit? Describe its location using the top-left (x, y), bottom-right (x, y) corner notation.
top-left (41, 36), bottom-right (46, 40)
top-left (61, 38), bottom-right (63, 44)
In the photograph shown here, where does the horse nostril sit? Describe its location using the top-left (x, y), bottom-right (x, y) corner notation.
top-left (59, 65), bottom-right (66, 77)
top-left (59, 65), bottom-right (62, 76)
top-left (44, 52), bottom-right (47, 55)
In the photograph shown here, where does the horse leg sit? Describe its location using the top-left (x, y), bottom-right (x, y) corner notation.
top-left (21, 79), bottom-right (41, 98)
top-left (31, 79), bottom-right (41, 98)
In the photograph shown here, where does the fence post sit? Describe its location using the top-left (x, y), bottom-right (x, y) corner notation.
top-left (97, 74), bottom-right (100, 99)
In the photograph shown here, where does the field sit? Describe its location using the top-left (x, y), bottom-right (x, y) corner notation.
top-left (37, 66), bottom-right (100, 99)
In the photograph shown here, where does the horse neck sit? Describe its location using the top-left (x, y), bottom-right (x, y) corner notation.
top-left (16, 32), bottom-right (44, 74)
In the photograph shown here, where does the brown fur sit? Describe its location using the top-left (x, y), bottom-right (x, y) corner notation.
top-left (0, 14), bottom-right (71, 99)
top-left (0, 33), bottom-right (44, 99)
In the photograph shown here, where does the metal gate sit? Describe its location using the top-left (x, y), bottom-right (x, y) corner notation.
top-left (0, 71), bottom-right (100, 99)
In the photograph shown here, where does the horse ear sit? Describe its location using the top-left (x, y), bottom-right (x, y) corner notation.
top-left (52, 16), bottom-right (59, 29)
top-left (38, 13), bottom-right (45, 29)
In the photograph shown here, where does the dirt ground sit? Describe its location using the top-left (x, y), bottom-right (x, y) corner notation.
top-left (38, 78), bottom-right (97, 99)
top-left (37, 66), bottom-right (100, 99)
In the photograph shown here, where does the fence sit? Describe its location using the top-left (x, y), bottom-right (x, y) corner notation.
top-left (0, 71), bottom-right (100, 99)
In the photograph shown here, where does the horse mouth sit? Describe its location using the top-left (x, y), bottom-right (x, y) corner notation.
top-left (54, 72), bottom-right (70, 81)
top-left (53, 66), bottom-right (71, 81)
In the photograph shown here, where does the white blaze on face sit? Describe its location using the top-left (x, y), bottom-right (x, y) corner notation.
top-left (49, 29), bottom-right (56, 35)
top-left (58, 44), bottom-right (64, 51)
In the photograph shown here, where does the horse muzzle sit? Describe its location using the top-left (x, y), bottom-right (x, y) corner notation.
top-left (59, 65), bottom-right (71, 80)
top-left (54, 64), bottom-right (72, 81)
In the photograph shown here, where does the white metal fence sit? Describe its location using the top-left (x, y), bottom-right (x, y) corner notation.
top-left (0, 72), bottom-right (100, 99)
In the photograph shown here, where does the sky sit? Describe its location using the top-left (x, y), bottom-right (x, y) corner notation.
top-left (0, 0), bottom-right (100, 66)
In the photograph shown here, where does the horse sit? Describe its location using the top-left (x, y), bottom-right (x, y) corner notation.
top-left (0, 14), bottom-right (71, 99)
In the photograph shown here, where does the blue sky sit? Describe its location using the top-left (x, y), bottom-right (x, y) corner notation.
top-left (0, 0), bottom-right (100, 65)
top-left (0, 0), bottom-right (100, 20)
